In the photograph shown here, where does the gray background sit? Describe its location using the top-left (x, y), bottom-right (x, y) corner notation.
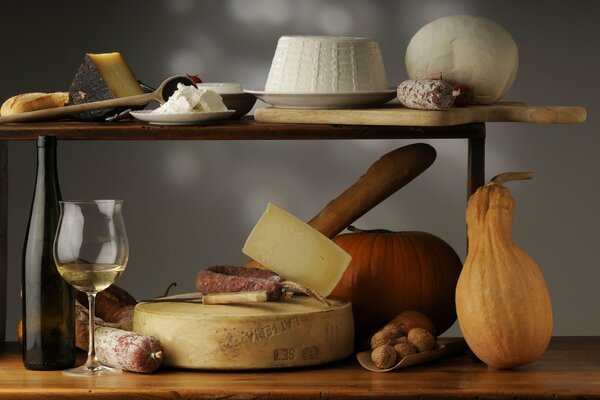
top-left (1, 0), bottom-right (598, 341)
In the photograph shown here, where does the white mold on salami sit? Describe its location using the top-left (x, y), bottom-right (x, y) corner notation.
top-left (397, 79), bottom-right (458, 111)
top-left (95, 326), bottom-right (163, 373)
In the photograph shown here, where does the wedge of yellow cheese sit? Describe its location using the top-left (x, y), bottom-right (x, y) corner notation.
top-left (242, 203), bottom-right (351, 297)
top-left (84, 52), bottom-right (144, 98)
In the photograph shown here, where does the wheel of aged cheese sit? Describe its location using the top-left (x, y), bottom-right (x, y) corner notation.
top-left (133, 295), bottom-right (354, 370)
top-left (405, 15), bottom-right (519, 104)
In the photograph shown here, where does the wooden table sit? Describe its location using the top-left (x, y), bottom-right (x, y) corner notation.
top-left (0, 119), bottom-right (487, 344)
top-left (0, 337), bottom-right (598, 399)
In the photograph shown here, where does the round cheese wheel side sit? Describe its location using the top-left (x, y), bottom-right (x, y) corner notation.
top-left (133, 295), bottom-right (354, 370)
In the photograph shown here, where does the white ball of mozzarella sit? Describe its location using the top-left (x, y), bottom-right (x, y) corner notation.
top-left (405, 15), bottom-right (518, 104)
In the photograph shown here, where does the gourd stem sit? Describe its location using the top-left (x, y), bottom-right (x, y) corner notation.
top-left (488, 172), bottom-right (533, 186)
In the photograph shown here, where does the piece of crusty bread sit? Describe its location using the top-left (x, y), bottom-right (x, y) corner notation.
top-left (1, 92), bottom-right (69, 116)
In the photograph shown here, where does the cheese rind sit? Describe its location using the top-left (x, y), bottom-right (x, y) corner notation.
top-left (68, 52), bottom-right (144, 120)
top-left (242, 203), bottom-right (351, 297)
top-left (133, 295), bottom-right (354, 369)
top-left (405, 16), bottom-right (518, 104)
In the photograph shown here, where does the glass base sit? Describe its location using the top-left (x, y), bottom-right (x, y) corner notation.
top-left (62, 364), bottom-right (122, 377)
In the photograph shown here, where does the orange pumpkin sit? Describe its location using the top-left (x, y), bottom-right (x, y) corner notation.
top-left (331, 227), bottom-right (462, 345)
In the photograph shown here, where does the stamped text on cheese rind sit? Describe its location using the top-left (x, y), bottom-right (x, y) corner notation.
top-left (224, 319), bottom-right (294, 348)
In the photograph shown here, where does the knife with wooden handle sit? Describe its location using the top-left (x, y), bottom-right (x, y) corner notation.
top-left (244, 142), bottom-right (436, 268)
top-left (139, 290), bottom-right (268, 305)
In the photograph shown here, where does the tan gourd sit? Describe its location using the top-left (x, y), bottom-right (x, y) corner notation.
top-left (456, 172), bottom-right (553, 369)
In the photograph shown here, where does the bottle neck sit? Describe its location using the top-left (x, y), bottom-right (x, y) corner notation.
top-left (36, 139), bottom-right (62, 201)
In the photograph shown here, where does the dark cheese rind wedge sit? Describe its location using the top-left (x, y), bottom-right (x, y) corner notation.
top-left (68, 56), bottom-right (118, 120)
top-left (68, 53), bottom-right (145, 121)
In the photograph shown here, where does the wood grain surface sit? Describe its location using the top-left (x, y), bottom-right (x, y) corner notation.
top-left (0, 118), bottom-right (486, 141)
top-left (0, 337), bottom-right (598, 399)
top-left (255, 103), bottom-right (587, 126)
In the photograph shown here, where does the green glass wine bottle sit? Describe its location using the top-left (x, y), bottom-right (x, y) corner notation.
top-left (22, 136), bottom-right (75, 370)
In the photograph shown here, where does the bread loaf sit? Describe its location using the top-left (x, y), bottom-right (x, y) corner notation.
top-left (0, 92), bottom-right (68, 116)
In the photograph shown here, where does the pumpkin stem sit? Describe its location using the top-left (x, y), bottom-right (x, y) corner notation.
top-left (347, 225), bottom-right (394, 234)
top-left (488, 172), bottom-right (533, 186)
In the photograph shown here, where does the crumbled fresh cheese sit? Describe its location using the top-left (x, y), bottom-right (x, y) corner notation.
top-left (152, 83), bottom-right (228, 114)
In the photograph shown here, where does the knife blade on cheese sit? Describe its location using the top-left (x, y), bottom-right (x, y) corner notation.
top-left (140, 290), bottom-right (268, 305)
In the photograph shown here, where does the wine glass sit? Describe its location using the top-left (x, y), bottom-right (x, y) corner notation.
top-left (53, 200), bottom-right (129, 376)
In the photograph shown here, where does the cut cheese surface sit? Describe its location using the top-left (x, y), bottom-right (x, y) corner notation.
top-left (242, 203), bottom-right (351, 297)
top-left (87, 52), bottom-right (144, 98)
top-left (134, 295), bottom-right (354, 370)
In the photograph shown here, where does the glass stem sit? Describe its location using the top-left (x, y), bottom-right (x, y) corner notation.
top-left (84, 292), bottom-right (100, 370)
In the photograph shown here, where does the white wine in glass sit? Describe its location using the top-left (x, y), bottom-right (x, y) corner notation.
top-left (54, 200), bottom-right (128, 376)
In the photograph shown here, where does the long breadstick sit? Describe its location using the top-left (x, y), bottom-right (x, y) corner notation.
top-left (307, 143), bottom-right (436, 237)
top-left (244, 143), bottom-right (436, 268)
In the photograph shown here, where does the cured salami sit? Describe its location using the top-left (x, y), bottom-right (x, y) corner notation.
top-left (76, 285), bottom-right (136, 330)
top-left (95, 326), bottom-right (163, 373)
top-left (196, 266), bottom-right (286, 301)
top-left (75, 302), bottom-right (162, 373)
top-left (397, 79), bottom-right (458, 110)
top-left (205, 265), bottom-right (282, 281)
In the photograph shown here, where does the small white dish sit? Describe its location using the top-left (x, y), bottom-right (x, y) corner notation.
top-left (197, 83), bottom-right (242, 94)
top-left (244, 89), bottom-right (397, 109)
top-left (130, 110), bottom-right (235, 125)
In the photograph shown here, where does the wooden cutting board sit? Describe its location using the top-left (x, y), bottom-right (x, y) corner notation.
top-left (254, 102), bottom-right (586, 126)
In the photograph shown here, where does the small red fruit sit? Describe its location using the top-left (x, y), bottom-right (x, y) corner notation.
top-left (187, 74), bottom-right (202, 84)
top-left (453, 84), bottom-right (473, 107)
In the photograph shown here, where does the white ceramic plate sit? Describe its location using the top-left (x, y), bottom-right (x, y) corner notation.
top-left (244, 89), bottom-right (397, 109)
top-left (130, 110), bottom-right (235, 125)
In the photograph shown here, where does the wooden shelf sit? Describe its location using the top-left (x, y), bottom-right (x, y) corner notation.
top-left (0, 119), bottom-right (591, 398)
top-left (0, 119), bottom-right (486, 141)
top-left (0, 337), bottom-right (598, 399)
top-left (0, 120), bottom-right (487, 348)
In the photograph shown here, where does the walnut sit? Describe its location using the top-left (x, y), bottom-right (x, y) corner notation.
top-left (393, 336), bottom-right (408, 345)
top-left (390, 310), bottom-right (436, 337)
top-left (370, 330), bottom-right (398, 349)
top-left (407, 327), bottom-right (437, 352)
top-left (394, 342), bottom-right (417, 359)
top-left (380, 323), bottom-right (404, 337)
top-left (371, 344), bottom-right (397, 369)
